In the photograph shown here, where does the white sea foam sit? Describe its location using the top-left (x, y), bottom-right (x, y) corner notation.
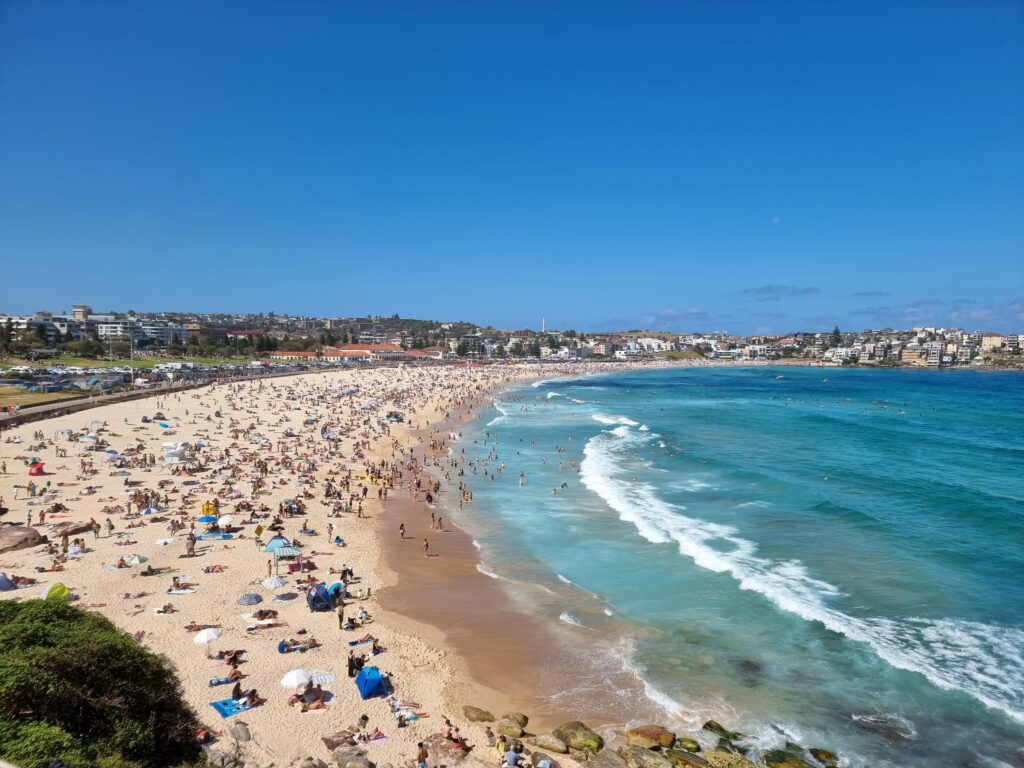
top-left (592, 413), bottom-right (640, 426)
top-left (557, 573), bottom-right (573, 585)
top-left (639, 424), bottom-right (650, 431)
top-left (472, 540), bottom-right (482, 551)
top-left (579, 425), bottom-right (1024, 724)
top-left (476, 563), bottom-right (502, 580)
top-left (488, 401), bottom-right (511, 426)
top-left (737, 500), bottom-right (771, 509)
top-left (559, 611), bottom-right (587, 628)
top-left (546, 391), bottom-right (563, 399)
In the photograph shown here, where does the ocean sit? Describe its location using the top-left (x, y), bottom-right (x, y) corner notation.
top-left (447, 366), bottom-right (1024, 767)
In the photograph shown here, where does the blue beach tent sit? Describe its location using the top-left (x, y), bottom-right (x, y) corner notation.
top-left (355, 666), bottom-right (387, 699)
top-left (306, 582), bottom-right (332, 612)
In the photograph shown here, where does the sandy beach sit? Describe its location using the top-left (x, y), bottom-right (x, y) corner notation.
top-left (2, 362), bottom-right (682, 768)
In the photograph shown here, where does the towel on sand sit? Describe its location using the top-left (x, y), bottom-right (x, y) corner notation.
top-left (210, 698), bottom-right (248, 718)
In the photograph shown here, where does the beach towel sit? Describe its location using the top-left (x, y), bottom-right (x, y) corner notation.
top-left (197, 533), bottom-right (233, 540)
top-left (347, 638), bottom-right (373, 648)
top-left (210, 698), bottom-right (248, 718)
top-left (209, 677), bottom-right (232, 687)
top-left (167, 588), bottom-right (196, 595)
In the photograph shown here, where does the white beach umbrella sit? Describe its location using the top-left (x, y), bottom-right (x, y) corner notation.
top-left (262, 575), bottom-right (286, 589)
top-left (193, 628), bottom-right (222, 646)
top-left (218, 515), bottom-right (234, 528)
top-left (193, 628), bottom-right (221, 656)
top-left (280, 668), bottom-right (312, 689)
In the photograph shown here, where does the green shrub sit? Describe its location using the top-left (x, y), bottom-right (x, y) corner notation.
top-left (0, 600), bottom-right (205, 768)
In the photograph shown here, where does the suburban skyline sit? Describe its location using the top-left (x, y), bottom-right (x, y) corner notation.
top-left (1, 2), bottom-right (1022, 333)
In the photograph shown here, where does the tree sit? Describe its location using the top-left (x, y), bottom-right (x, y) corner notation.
top-left (456, 341), bottom-right (469, 357)
top-left (0, 318), bottom-right (13, 357)
top-left (0, 600), bottom-right (204, 768)
top-left (529, 340), bottom-right (542, 357)
top-left (831, 325), bottom-right (842, 346)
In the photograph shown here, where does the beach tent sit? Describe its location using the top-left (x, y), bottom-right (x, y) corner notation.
top-left (263, 535), bottom-right (292, 552)
top-left (355, 666), bottom-right (387, 700)
top-left (0, 573), bottom-right (16, 591)
top-left (306, 582), bottom-right (332, 612)
top-left (40, 583), bottom-right (71, 601)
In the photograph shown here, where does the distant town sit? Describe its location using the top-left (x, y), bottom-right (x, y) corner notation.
top-left (1, 304), bottom-right (1022, 369)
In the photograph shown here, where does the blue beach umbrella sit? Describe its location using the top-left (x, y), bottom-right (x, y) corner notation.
top-left (236, 593), bottom-right (263, 606)
top-left (198, 515), bottom-right (217, 523)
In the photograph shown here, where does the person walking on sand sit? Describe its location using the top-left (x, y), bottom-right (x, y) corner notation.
top-left (399, 523), bottom-right (405, 540)
top-left (416, 742), bottom-right (428, 768)
top-left (337, 603), bottom-right (345, 630)
top-left (423, 538), bottom-right (429, 558)
top-left (266, 559), bottom-right (272, 577)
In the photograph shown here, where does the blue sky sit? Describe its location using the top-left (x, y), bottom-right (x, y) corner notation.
top-left (1, 1), bottom-right (1022, 333)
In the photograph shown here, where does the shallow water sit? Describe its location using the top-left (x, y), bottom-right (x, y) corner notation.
top-left (449, 367), bottom-right (1024, 767)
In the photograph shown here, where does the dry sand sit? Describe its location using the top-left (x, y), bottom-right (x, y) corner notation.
top-left (0, 365), bottom-right (560, 767)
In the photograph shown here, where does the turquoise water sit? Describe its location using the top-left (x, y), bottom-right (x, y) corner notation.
top-left (451, 367), bottom-right (1024, 767)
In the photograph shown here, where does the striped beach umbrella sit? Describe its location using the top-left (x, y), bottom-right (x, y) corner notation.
top-left (236, 593), bottom-right (263, 606)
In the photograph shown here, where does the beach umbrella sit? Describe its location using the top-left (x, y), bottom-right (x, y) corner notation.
top-left (78, 436), bottom-right (98, 443)
top-left (280, 668), bottom-right (312, 689)
top-left (262, 575), bottom-right (286, 589)
top-left (87, 419), bottom-right (104, 428)
top-left (193, 627), bottom-right (222, 657)
top-left (142, 507), bottom-right (158, 515)
top-left (193, 628), bottom-right (221, 646)
top-left (308, 670), bottom-right (336, 685)
top-left (198, 515), bottom-right (217, 523)
top-left (236, 593), bottom-right (263, 606)
top-left (126, 554), bottom-right (148, 565)
top-left (217, 515), bottom-right (234, 528)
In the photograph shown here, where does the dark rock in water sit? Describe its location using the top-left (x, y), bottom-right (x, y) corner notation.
top-left (0, 525), bottom-right (44, 554)
top-left (626, 725), bottom-right (676, 749)
top-left (702, 750), bottom-right (757, 768)
top-left (528, 735), bottom-right (568, 754)
top-left (618, 745), bottom-right (673, 768)
top-left (463, 705), bottom-right (495, 722)
top-left (762, 750), bottom-right (812, 768)
top-left (715, 739), bottom-right (747, 756)
top-left (701, 721), bottom-right (742, 742)
top-left (851, 713), bottom-right (916, 742)
top-left (554, 721), bottom-right (604, 753)
top-left (497, 718), bottom-right (525, 738)
top-left (784, 742), bottom-right (802, 753)
top-left (664, 749), bottom-right (708, 767)
top-left (673, 739), bottom-right (700, 753)
top-left (808, 748), bottom-right (837, 767)
top-left (504, 712), bottom-right (530, 728)
top-left (736, 659), bottom-right (763, 675)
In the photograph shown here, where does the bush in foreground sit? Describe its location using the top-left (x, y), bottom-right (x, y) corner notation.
top-left (0, 599), bottom-right (205, 768)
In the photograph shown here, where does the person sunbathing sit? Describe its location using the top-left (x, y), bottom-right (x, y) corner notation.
top-left (237, 689), bottom-right (262, 709)
top-left (141, 564), bottom-right (171, 576)
top-left (386, 696), bottom-right (422, 711)
top-left (202, 564), bottom-right (226, 573)
top-left (217, 649), bottom-right (244, 663)
top-left (371, 639), bottom-right (386, 655)
top-left (252, 608), bottom-right (278, 620)
top-left (156, 603), bottom-right (175, 614)
top-left (278, 636), bottom-right (320, 653)
top-left (171, 577), bottom-right (197, 589)
top-left (184, 622), bottom-right (221, 632)
top-left (115, 557), bottom-right (128, 569)
top-left (246, 620), bottom-right (288, 632)
top-left (299, 684), bottom-right (327, 712)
